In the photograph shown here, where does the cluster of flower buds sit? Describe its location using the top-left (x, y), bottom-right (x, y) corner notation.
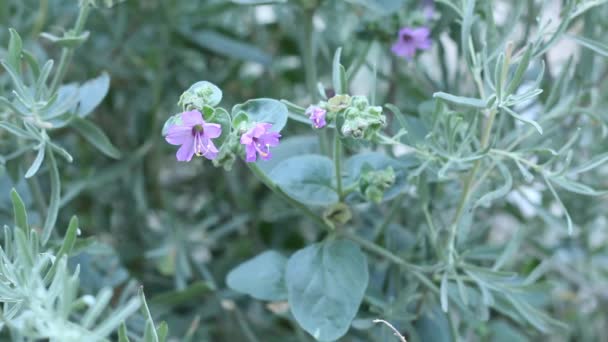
top-left (340, 96), bottom-right (385, 140)
top-left (358, 165), bottom-right (396, 204)
top-left (305, 94), bottom-right (386, 141)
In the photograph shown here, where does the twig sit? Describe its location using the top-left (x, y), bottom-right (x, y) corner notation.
top-left (373, 319), bottom-right (407, 342)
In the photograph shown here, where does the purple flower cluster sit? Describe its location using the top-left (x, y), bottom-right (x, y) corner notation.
top-left (165, 110), bottom-right (281, 163)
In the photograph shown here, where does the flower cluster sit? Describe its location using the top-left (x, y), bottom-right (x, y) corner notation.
top-left (359, 165), bottom-right (396, 204)
top-left (341, 96), bottom-right (385, 139)
top-left (304, 94), bottom-right (386, 141)
top-left (163, 82), bottom-right (281, 165)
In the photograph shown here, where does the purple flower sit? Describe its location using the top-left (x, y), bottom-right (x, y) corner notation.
top-left (240, 123), bottom-right (281, 162)
top-left (391, 27), bottom-right (432, 60)
top-left (306, 105), bottom-right (327, 128)
top-left (165, 110), bottom-right (222, 162)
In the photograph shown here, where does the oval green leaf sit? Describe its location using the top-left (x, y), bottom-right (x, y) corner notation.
top-left (286, 239), bottom-right (369, 341)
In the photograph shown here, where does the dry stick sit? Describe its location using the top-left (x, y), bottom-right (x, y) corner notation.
top-left (373, 319), bottom-right (407, 342)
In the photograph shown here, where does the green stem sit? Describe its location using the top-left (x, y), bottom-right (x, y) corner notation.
top-left (247, 162), bottom-right (329, 229)
top-left (333, 133), bottom-right (343, 199)
top-left (49, 3), bottom-right (91, 93)
top-left (447, 107), bottom-right (497, 265)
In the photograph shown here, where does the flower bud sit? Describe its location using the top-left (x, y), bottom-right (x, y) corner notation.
top-left (178, 81), bottom-right (223, 111)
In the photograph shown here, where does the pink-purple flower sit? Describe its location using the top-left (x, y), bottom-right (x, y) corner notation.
top-left (240, 123), bottom-right (281, 162)
top-left (306, 105), bottom-right (327, 128)
top-left (391, 27), bottom-right (432, 60)
top-left (165, 110), bottom-right (222, 162)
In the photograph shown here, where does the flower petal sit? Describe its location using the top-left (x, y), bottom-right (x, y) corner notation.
top-left (391, 42), bottom-right (416, 59)
top-left (176, 140), bottom-right (195, 162)
top-left (203, 123), bottom-right (222, 138)
top-left (245, 143), bottom-right (257, 162)
top-left (240, 132), bottom-right (253, 145)
top-left (181, 110), bottom-right (204, 126)
top-left (260, 132), bottom-right (281, 146)
top-left (165, 125), bottom-right (192, 145)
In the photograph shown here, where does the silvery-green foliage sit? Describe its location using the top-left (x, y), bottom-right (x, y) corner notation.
top-left (2, 0), bottom-right (608, 341)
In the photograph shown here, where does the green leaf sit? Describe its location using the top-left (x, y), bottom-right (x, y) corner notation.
top-left (506, 44), bottom-right (533, 95)
top-left (179, 29), bottom-right (272, 65)
top-left (71, 117), bottom-right (121, 159)
top-left (208, 107), bottom-right (232, 147)
top-left (258, 135), bottom-right (320, 174)
top-left (433, 92), bottom-right (487, 108)
top-left (10, 189), bottom-right (28, 232)
top-left (40, 31), bottom-right (90, 48)
top-left (569, 152), bottom-right (608, 175)
top-left (550, 176), bottom-right (607, 196)
top-left (461, 0), bottom-right (476, 65)
top-left (269, 154), bottom-right (338, 206)
top-left (41, 148), bottom-right (60, 246)
top-left (7, 28), bottom-right (23, 70)
top-left (474, 160), bottom-right (512, 208)
top-left (415, 305), bottom-right (452, 342)
top-left (77, 72), bottom-right (110, 117)
top-left (501, 106), bottom-right (543, 135)
top-left (156, 322), bottom-right (169, 342)
top-left (232, 98), bottom-right (288, 132)
top-left (332, 47), bottom-right (344, 94)
top-left (25, 145), bottom-right (45, 178)
top-left (569, 34), bottom-right (608, 58)
top-left (286, 239), bottom-right (369, 341)
top-left (118, 323), bottom-right (131, 342)
top-left (226, 250), bottom-right (288, 301)
top-left (344, 152), bottom-right (415, 201)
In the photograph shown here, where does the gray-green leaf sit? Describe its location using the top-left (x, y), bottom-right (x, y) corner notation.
top-left (226, 250), bottom-right (287, 301)
top-left (269, 154), bottom-right (338, 206)
top-left (286, 239), bottom-right (369, 341)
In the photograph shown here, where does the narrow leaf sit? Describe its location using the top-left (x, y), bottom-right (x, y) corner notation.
top-left (42, 147), bottom-right (61, 245)
top-left (71, 117), bottom-right (121, 159)
top-left (501, 106), bottom-right (543, 135)
top-left (433, 92), bottom-right (486, 108)
top-left (25, 145), bottom-right (46, 178)
top-left (10, 189), bottom-right (28, 233)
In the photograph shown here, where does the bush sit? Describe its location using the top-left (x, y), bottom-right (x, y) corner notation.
top-left (1, 0), bottom-right (608, 341)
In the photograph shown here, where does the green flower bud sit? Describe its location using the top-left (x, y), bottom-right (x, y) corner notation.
top-left (178, 81), bottom-right (223, 111)
top-left (352, 96), bottom-right (369, 111)
top-left (326, 94), bottom-right (352, 113)
top-left (323, 202), bottom-right (352, 228)
top-left (359, 166), bottom-right (396, 203)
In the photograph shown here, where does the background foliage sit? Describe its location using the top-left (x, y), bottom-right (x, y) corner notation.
top-left (2, 0), bottom-right (608, 341)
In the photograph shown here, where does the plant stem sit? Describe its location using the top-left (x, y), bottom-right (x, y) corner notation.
top-left (447, 107), bottom-right (497, 265)
top-left (247, 162), bottom-right (329, 229)
top-left (49, 2), bottom-right (91, 93)
top-left (333, 133), bottom-right (343, 199)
